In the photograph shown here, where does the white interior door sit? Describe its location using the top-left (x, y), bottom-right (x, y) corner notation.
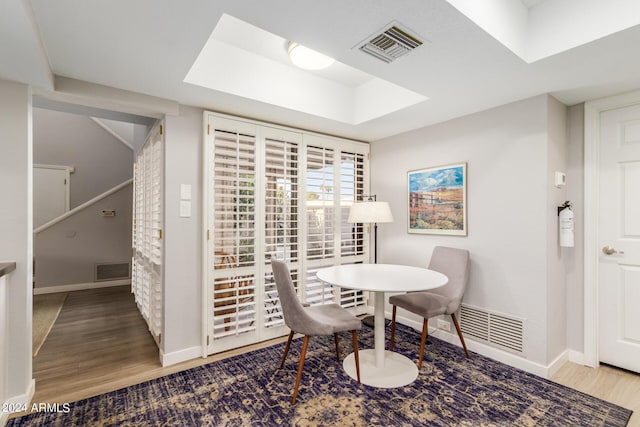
top-left (598, 103), bottom-right (640, 373)
top-left (33, 165), bottom-right (69, 228)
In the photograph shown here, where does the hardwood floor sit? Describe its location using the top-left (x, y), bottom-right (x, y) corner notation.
top-left (31, 286), bottom-right (638, 426)
top-left (31, 286), bottom-right (287, 405)
top-left (551, 362), bottom-right (640, 426)
top-left (33, 286), bottom-right (157, 403)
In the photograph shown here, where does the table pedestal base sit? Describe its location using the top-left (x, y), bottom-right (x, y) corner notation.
top-left (343, 349), bottom-right (418, 388)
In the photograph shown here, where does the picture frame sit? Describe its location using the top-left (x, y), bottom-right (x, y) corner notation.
top-left (408, 162), bottom-right (467, 235)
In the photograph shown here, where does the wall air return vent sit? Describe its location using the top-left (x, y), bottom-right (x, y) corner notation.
top-left (95, 261), bottom-right (131, 282)
top-left (459, 303), bottom-right (525, 354)
top-left (357, 22), bottom-right (424, 63)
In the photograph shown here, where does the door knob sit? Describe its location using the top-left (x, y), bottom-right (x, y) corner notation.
top-left (602, 245), bottom-right (624, 255)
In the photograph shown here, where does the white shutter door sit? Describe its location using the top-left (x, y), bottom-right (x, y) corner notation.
top-left (131, 122), bottom-right (163, 344)
top-left (144, 146), bottom-right (152, 259)
top-left (149, 136), bottom-right (163, 338)
top-left (150, 139), bottom-right (162, 265)
top-left (205, 113), bottom-right (369, 354)
top-left (133, 146), bottom-right (147, 313)
top-left (263, 128), bottom-right (301, 330)
top-left (338, 151), bottom-right (367, 308)
top-left (304, 145), bottom-right (336, 306)
top-left (210, 121), bottom-right (258, 345)
top-left (132, 161), bottom-right (138, 256)
top-left (132, 160), bottom-right (140, 296)
top-left (303, 144), bottom-right (368, 311)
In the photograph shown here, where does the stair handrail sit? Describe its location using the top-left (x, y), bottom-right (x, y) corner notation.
top-left (34, 179), bottom-right (133, 234)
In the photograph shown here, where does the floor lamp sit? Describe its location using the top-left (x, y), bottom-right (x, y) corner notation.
top-left (348, 196), bottom-right (394, 327)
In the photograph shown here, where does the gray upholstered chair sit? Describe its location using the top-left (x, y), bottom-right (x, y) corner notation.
top-left (389, 246), bottom-right (470, 369)
top-left (271, 258), bottom-right (362, 404)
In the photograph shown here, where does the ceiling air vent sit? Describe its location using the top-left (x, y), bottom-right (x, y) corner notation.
top-left (358, 23), bottom-right (423, 63)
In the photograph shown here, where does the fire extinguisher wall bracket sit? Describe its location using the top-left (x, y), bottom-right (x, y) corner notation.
top-left (557, 200), bottom-right (572, 216)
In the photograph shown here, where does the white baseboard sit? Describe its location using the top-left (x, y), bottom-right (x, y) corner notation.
top-left (429, 327), bottom-right (554, 378)
top-left (160, 346), bottom-right (201, 367)
top-left (1, 378), bottom-right (35, 426)
top-left (33, 279), bottom-right (131, 295)
top-left (394, 313), bottom-right (423, 331)
top-left (392, 313), bottom-right (568, 379)
top-left (547, 350), bottom-right (570, 378)
top-left (567, 350), bottom-right (586, 365)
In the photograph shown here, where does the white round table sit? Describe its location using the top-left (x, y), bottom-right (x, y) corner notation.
top-left (316, 263), bottom-right (448, 388)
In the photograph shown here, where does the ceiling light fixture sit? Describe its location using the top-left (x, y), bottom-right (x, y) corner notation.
top-left (287, 42), bottom-right (335, 70)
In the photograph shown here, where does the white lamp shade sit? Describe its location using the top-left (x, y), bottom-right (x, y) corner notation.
top-left (348, 201), bottom-right (394, 224)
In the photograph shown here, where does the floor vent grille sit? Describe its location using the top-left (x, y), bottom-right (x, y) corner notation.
top-left (357, 22), bottom-right (423, 63)
top-left (95, 262), bottom-right (131, 282)
top-left (459, 304), bottom-right (525, 354)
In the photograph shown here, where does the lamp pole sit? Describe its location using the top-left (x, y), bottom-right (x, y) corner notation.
top-left (374, 222), bottom-right (378, 264)
top-left (364, 194), bottom-right (378, 264)
top-left (358, 194), bottom-right (392, 328)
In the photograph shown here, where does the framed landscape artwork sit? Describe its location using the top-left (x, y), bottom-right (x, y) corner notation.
top-left (408, 162), bottom-right (467, 235)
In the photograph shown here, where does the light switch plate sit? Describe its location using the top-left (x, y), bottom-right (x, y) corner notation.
top-left (180, 184), bottom-right (192, 200)
top-left (179, 200), bottom-right (191, 217)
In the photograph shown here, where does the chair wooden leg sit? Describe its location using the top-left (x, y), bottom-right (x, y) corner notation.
top-left (334, 333), bottom-right (340, 361)
top-left (451, 313), bottom-right (470, 358)
top-left (418, 318), bottom-right (428, 370)
top-left (279, 330), bottom-right (294, 369)
top-left (389, 305), bottom-right (397, 352)
top-left (351, 330), bottom-right (361, 384)
top-left (292, 335), bottom-right (310, 405)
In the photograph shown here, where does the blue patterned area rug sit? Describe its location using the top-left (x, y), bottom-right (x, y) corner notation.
top-left (9, 324), bottom-right (632, 426)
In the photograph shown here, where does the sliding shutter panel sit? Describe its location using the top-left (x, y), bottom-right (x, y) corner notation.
top-left (211, 123), bottom-right (258, 339)
top-left (144, 145), bottom-right (152, 259)
top-left (131, 121), bottom-right (163, 345)
top-left (132, 161), bottom-right (139, 253)
top-left (132, 160), bottom-right (142, 301)
top-left (150, 139), bottom-right (162, 266)
top-left (340, 151), bottom-right (366, 258)
top-left (263, 129), bottom-right (301, 329)
top-left (304, 145), bottom-right (336, 306)
top-left (338, 151), bottom-right (366, 308)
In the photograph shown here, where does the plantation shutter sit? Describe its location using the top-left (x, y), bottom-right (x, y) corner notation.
top-left (150, 140), bottom-right (162, 266)
top-left (132, 121), bottom-right (163, 344)
top-left (205, 113), bottom-right (369, 354)
top-left (304, 145), bottom-right (336, 306)
top-left (132, 160), bottom-right (142, 302)
top-left (210, 119), bottom-right (258, 340)
top-left (338, 151), bottom-right (366, 308)
top-left (263, 127), bottom-right (301, 329)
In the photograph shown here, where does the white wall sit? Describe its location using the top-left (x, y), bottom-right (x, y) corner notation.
top-left (371, 94), bottom-right (559, 366)
top-left (33, 107), bottom-right (133, 209)
top-left (34, 184), bottom-right (133, 288)
top-left (545, 95), bottom-right (569, 362)
top-left (565, 103), bottom-right (585, 353)
top-left (162, 106), bottom-right (203, 361)
top-left (0, 80), bottom-right (34, 407)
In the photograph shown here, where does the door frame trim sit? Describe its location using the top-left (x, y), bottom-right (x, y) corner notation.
top-left (584, 89), bottom-right (640, 367)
